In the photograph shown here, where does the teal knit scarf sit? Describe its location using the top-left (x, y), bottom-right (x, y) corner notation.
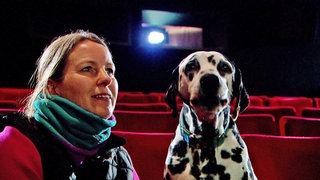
top-left (33, 95), bottom-right (116, 150)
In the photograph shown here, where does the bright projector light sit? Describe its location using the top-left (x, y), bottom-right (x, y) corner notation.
top-left (148, 31), bottom-right (165, 44)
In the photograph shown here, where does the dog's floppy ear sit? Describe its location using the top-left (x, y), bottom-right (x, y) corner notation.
top-left (231, 67), bottom-right (249, 120)
top-left (165, 65), bottom-right (179, 117)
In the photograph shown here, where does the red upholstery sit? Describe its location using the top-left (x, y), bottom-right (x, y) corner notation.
top-left (243, 106), bottom-right (296, 135)
top-left (313, 97), bottom-right (320, 108)
top-left (112, 131), bottom-right (174, 180)
top-left (236, 114), bottom-right (277, 135)
top-left (115, 102), bottom-right (170, 112)
top-left (242, 134), bottom-right (320, 180)
top-left (117, 93), bottom-right (162, 103)
top-left (0, 100), bottom-right (19, 109)
top-left (230, 96), bottom-right (266, 110)
top-left (279, 116), bottom-right (320, 136)
top-left (302, 107), bottom-right (320, 118)
top-left (113, 110), bottom-right (178, 132)
top-left (0, 88), bottom-right (33, 108)
top-left (0, 108), bottom-right (20, 114)
top-left (266, 96), bottom-right (313, 116)
top-left (0, 88), bottom-right (33, 101)
top-left (248, 96), bottom-right (266, 106)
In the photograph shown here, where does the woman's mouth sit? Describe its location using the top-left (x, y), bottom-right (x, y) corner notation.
top-left (92, 94), bottom-right (112, 100)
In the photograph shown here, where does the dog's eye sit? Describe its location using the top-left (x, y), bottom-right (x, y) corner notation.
top-left (185, 60), bottom-right (199, 72)
top-left (218, 62), bottom-right (232, 75)
top-left (185, 63), bottom-right (196, 72)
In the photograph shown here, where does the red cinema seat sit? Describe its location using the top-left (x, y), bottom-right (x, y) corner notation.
top-left (112, 131), bottom-right (174, 180)
top-left (248, 96), bottom-right (266, 106)
top-left (266, 96), bottom-right (313, 116)
top-left (113, 110), bottom-right (178, 132)
top-left (279, 116), bottom-right (320, 136)
top-left (0, 88), bottom-right (33, 108)
top-left (115, 102), bottom-right (169, 112)
top-left (242, 134), bottom-right (320, 180)
top-left (314, 97), bottom-right (320, 108)
top-left (0, 108), bottom-right (20, 114)
top-left (302, 107), bottom-right (320, 118)
top-left (236, 114), bottom-right (277, 135)
top-left (0, 100), bottom-right (19, 109)
top-left (242, 106), bottom-right (296, 135)
top-left (230, 96), bottom-right (266, 110)
top-left (0, 88), bottom-right (33, 101)
top-left (117, 93), bottom-right (162, 103)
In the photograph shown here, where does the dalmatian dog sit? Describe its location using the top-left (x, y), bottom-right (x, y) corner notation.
top-left (164, 51), bottom-right (257, 180)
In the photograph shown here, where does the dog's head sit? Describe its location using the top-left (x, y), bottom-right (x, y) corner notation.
top-left (166, 51), bottom-right (249, 121)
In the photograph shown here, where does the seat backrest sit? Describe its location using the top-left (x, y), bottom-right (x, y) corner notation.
top-left (0, 88), bottom-right (33, 108)
top-left (314, 97), bottom-right (320, 108)
top-left (115, 102), bottom-right (170, 112)
top-left (242, 134), bottom-right (320, 180)
top-left (279, 116), bottom-right (320, 136)
top-left (248, 96), bottom-right (266, 106)
top-left (113, 110), bottom-right (178, 132)
top-left (0, 108), bottom-right (20, 114)
top-left (242, 106), bottom-right (296, 135)
top-left (112, 131), bottom-right (174, 180)
top-left (117, 93), bottom-right (162, 103)
top-left (230, 96), bottom-right (266, 109)
top-left (302, 107), bottom-right (320, 118)
top-left (266, 96), bottom-right (313, 116)
top-left (0, 100), bottom-right (19, 109)
top-left (236, 114), bottom-right (277, 135)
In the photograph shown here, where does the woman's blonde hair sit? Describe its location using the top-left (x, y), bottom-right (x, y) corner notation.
top-left (25, 30), bottom-right (110, 118)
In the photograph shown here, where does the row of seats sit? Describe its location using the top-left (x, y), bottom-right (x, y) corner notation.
top-left (117, 93), bottom-right (320, 115)
top-left (1, 88), bottom-right (320, 179)
top-left (0, 88), bottom-right (319, 116)
top-left (1, 107), bottom-right (318, 137)
top-left (111, 131), bottom-right (320, 180)
top-left (1, 88), bottom-right (319, 107)
top-left (114, 111), bottom-right (320, 136)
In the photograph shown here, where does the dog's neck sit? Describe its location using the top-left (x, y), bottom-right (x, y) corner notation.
top-left (179, 104), bottom-right (232, 148)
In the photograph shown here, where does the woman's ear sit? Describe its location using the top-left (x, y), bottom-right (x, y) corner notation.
top-left (47, 79), bottom-right (59, 95)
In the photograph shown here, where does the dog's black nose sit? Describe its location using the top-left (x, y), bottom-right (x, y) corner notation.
top-left (200, 74), bottom-right (220, 96)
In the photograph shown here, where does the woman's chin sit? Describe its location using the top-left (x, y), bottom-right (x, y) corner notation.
top-left (94, 109), bottom-right (113, 119)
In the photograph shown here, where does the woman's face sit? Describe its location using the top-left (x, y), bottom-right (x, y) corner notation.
top-left (49, 40), bottom-right (118, 119)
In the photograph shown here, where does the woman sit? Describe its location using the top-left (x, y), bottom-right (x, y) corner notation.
top-left (0, 30), bottom-right (139, 179)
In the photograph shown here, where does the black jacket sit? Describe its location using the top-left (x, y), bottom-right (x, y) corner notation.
top-left (0, 112), bottom-right (134, 180)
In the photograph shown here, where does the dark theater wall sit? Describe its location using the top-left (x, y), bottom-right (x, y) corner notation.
top-left (0, 0), bottom-right (320, 97)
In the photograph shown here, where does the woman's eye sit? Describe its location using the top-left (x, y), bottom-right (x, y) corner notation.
top-left (81, 66), bottom-right (92, 72)
top-left (105, 68), bottom-right (115, 76)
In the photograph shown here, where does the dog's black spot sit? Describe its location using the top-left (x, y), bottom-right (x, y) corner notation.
top-left (191, 152), bottom-right (201, 178)
top-left (207, 55), bottom-right (215, 65)
top-left (231, 147), bottom-right (243, 163)
top-left (168, 158), bottom-right (190, 175)
top-left (165, 173), bottom-right (171, 180)
top-left (202, 163), bottom-right (226, 176)
top-left (221, 173), bottom-right (231, 180)
top-left (221, 150), bottom-right (231, 159)
top-left (193, 151), bottom-right (200, 165)
top-left (232, 147), bottom-right (243, 154)
top-left (242, 171), bottom-right (249, 180)
top-left (200, 147), bottom-right (216, 162)
top-left (172, 140), bottom-right (188, 157)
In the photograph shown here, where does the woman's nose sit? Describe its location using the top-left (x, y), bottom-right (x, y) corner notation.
top-left (97, 69), bottom-right (112, 86)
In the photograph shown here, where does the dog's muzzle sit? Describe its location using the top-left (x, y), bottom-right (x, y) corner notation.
top-left (191, 74), bottom-right (227, 109)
